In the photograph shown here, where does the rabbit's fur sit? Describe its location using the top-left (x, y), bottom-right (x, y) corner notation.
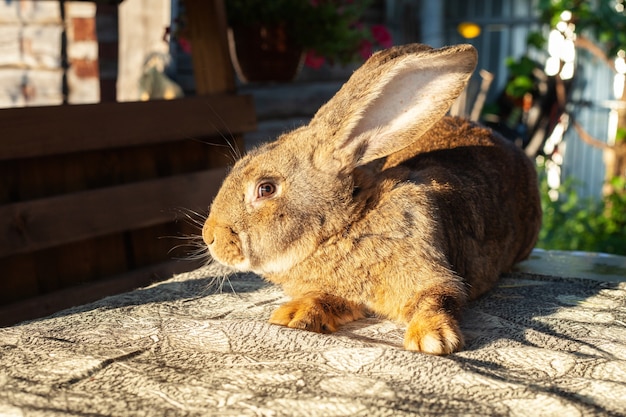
top-left (203, 44), bottom-right (542, 354)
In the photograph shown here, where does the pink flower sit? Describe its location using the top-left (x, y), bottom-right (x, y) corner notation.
top-left (305, 50), bottom-right (326, 69)
top-left (178, 37), bottom-right (192, 54)
top-left (359, 39), bottom-right (373, 60)
top-left (371, 25), bottom-right (393, 48)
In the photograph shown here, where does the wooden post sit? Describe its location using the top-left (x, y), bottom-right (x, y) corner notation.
top-left (95, 3), bottom-right (119, 102)
top-left (184, 0), bottom-right (235, 94)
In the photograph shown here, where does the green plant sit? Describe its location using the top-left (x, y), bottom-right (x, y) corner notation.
top-left (225, 0), bottom-right (392, 68)
top-left (537, 162), bottom-right (626, 255)
top-left (497, 3), bottom-right (626, 257)
top-left (537, 0), bottom-right (626, 58)
top-left (504, 55), bottom-right (538, 98)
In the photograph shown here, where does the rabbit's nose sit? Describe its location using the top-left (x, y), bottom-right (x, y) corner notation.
top-left (202, 217), bottom-right (216, 246)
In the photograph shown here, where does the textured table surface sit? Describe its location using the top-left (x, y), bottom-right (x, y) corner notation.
top-left (1, 250), bottom-right (625, 416)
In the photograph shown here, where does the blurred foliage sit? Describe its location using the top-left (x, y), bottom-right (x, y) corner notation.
top-left (616, 126), bottom-right (626, 143)
top-left (517, 2), bottom-right (626, 256)
top-left (526, 31), bottom-right (547, 50)
top-left (225, 0), bottom-right (383, 66)
top-left (537, 162), bottom-right (626, 255)
top-left (504, 56), bottom-right (538, 98)
top-left (537, 0), bottom-right (626, 57)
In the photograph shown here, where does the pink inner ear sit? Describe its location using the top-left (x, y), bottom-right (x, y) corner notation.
top-left (351, 69), bottom-right (437, 138)
top-left (347, 59), bottom-right (473, 165)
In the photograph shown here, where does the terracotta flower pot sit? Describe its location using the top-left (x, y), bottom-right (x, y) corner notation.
top-left (228, 23), bottom-right (304, 83)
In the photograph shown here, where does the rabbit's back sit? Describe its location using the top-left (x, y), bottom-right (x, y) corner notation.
top-left (387, 117), bottom-right (541, 298)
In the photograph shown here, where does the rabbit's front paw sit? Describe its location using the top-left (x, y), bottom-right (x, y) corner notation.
top-left (404, 311), bottom-right (463, 355)
top-left (269, 295), bottom-right (364, 334)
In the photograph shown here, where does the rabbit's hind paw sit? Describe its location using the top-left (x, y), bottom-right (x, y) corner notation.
top-left (404, 311), bottom-right (463, 355)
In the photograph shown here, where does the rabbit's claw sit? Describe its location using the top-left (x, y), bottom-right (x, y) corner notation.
top-left (269, 295), bottom-right (364, 334)
top-left (404, 311), bottom-right (463, 355)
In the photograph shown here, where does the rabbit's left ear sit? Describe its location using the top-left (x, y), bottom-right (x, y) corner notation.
top-left (319, 44), bottom-right (477, 170)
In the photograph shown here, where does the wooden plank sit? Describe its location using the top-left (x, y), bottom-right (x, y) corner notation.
top-left (0, 252), bottom-right (39, 305)
top-left (0, 94), bottom-right (255, 160)
top-left (0, 139), bottom-right (237, 204)
top-left (0, 259), bottom-right (202, 327)
top-left (49, 232), bottom-right (128, 289)
top-left (129, 221), bottom-right (201, 270)
top-left (0, 167), bottom-right (227, 257)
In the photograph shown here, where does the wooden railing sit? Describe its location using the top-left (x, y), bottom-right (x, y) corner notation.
top-left (0, 96), bottom-right (255, 327)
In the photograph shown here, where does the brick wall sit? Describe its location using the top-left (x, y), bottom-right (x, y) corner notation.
top-left (0, 0), bottom-right (119, 108)
top-left (0, 1), bottom-right (63, 107)
top-left (65, 1), bottom-right (101, 103)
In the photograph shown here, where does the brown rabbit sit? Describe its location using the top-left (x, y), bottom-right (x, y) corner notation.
top-left (202, 44), bottom-right (542, 355)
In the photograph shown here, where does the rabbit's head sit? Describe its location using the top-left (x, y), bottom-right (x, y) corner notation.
top-left (203, 44), bottom-right (478, 275)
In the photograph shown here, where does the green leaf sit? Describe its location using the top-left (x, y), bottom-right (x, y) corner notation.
top-left (527, 31), bottom-right (546, 49)
top-left (505, 75), bottom-right (535, 98)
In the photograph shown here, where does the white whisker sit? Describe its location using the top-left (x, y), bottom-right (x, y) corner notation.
top-left (173, 207), bottom-right (207, 229)
top-left (198, 100), bottom-right (244, 162)
top-left (198, 258), bottom-right (239, 296)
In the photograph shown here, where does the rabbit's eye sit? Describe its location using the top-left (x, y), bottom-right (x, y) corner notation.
top-left (257, 182), bottom-right (277, 199)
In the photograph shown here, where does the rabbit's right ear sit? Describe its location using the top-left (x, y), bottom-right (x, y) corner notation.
top-left (310, 44), bottom-right (477, 172)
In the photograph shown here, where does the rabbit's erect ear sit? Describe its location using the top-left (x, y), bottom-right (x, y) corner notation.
top-left (313, 44), bottom-right (477, 171)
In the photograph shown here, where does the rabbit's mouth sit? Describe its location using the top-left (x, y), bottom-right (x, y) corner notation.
top-left (207, 234), bottom-right (305, 277)
top-left (203, 213), bottom-right (314, 276)
top-left (203, 219), bottom-right (250, 270)
top-left (206, 239), bottom-right (252, 273)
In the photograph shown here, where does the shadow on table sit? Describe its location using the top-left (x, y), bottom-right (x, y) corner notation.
top-left (14, 270), bottom-right (269, 325)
